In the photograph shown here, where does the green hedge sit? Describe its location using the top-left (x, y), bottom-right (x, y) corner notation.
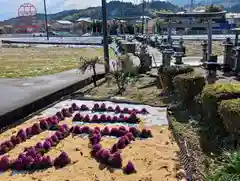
top-left (200, 83), bottom-right (240, 121)
top-left (173, 72), bottom-right (206, 107)
top-left (158, 65), bottom-right (194, 93)
top-left (219, 99), bottom-right (240, 139)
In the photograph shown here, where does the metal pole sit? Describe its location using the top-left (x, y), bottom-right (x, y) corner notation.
top-left (142, 0), bottom-right (145, 34)
top-left (102, 0), bottom-right (110, 73)
top-left (43, 0), bottom-right (49, 40)
top-left (207, 18), bottom-right (212, 60)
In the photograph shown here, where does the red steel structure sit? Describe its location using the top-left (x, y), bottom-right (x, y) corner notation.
top-left (16, 3), bottom-right (40, 33)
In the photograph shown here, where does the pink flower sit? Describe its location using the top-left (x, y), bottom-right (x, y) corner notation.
top-left (82, 126), bottom-right (91, 134)
top-left (26, 127), bottom-right (32, 137)
top-left (125, 132), bottom-right (135, 141)
top-left (110, 144), bottom-right (118, 154)
top-left (72, 126), bottom-right (82, 134)
top-left (17, 129), bottom-right (27, 141)
top-left (117, 137), bottom-right (126, 149)
top-left (61, 108), bottom-right (72, 117)
top-left (112, 116), bottom-right (119, 123)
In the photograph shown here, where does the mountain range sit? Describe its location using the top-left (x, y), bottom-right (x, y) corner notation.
top-left (3, 1), bottom-right (181, 24)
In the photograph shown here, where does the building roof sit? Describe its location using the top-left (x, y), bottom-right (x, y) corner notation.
top-left (56, 20), bottom-right (73, 25)
top-left (156, 11), bottom-right (226, 19)
top-left (76, 17), bottom-right (92, 23)
top-left (226, 13), bottom-right (240, 19)
top-left (114, 16), bottom-right (151, 21)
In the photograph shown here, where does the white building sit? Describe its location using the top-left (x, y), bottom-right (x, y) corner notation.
top-left (51, 20), bottom-right (73, 32)
top-left (226, 13), bottom-right (240, 26)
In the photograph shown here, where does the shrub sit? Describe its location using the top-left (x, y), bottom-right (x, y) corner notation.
top-left (218, 99), bottom-right (240, 140)
top-left (200, 83), bottom-right (240, 121)
top-left (173, 72), bottom-right (205, 107)
top-left (158, 65), bottom-right (194, 93)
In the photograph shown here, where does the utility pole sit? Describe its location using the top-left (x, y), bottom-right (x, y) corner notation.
top-left (142, 0), bottom-right (145, 34)
top-left (102, 0), bottom-right (110, 73)
top-left (43, 0), bottom-right (49, 40)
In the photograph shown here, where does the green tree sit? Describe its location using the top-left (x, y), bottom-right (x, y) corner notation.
top-left (205, 5), bottom-right (223, 12)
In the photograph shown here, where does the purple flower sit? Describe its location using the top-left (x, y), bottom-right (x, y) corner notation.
top-left (119, 126), bottom-right (127, 132)
top-left (51, 135), bottom-right (59, 143)
top-left (26, 127), bottom-right (32, 137)
top-left (26, 148), bottom-right (37, 158)
top-left (102, 126), bottom-right (110, 135)
top-left (68, 107), bottom-right (74, 114)
top-left (73, 113), bottom-right (83, 122)
top-left (109, 151), bottom-right (122, 168)
top-left (129, 127), bottom-right (141, 137)
top-left (122, 107), bottom-right (129, 113)
top-left (80, 104), bottom-right (89, 111)
top-left (123, 161), bottom-right (137, 174)
top-left (35, 142), bottom-right (44, 150)
top-left (140, 108), bottom-right (148, 114)
top-left (112, 116), bottom-right (119, 123)
top-left (90, 134), bottom-right (101, 145)
top-left (0, 156), bottom-right (11, 171)
top-left (55, 131), bottom-right (64, 140)
top-left (107, 106), bottom-right (114, 112)
top-left (92, 143), bottom-right (101, 151)
top-left (41, 156), bottom-right (53, 168)
top-left (56, 111), bottom-right (64, 121)
top-left (31, 123), bottom-right (42, 135)
top-left (100, 103), bottom-right (106, 111)
top-left (54, 152), bottom-right (71, 168)
top-left (95, 149), bottom-right (104, 160)
top-left (117, 137), bottom-right (126, 149)
top-left (84, 115), bottom-right (90, 122)
top-left (92, 114), bottom-right (99, 122)
top-left (128, 112), bottom-right (138, 123)
top-left (141, 128), bottom-right (153, 138)
top-left (17, 129), bottom-right (27, 141)
top-left (115, 105), bottom-right (121, 113)
top-left (61, 108), bottom-right (72, 117)
top-left (125, 132), bottom-right (135, 141)
top-left (13, 158), bottom-right (24, 170)
top-left (100, 114), bottom-right (106, 122)
top-left (72, 126), bottom-right (82, 134)
top-left (22, 156), bottom-right (34, 170)
top-left (82, 126), bottom-right (91, 134)
top-left (71, 103), bottom-right (79, 111)
top-left (106, 115), bottom-right (112, 122)
top-left (119, 114), bottom-right (125, 121)
top-left (110, 144), bottom-right (118, 154)
top-left (101, 149), bottom-right (111, 162)
top-left (51, 116), bottom-right (59, 125)
top-left (43, 141), bottom-right (51, 151)
top-left (40, 119), bottom-right (49, 130)
top-left (10, 135), bottom-right (18, 145)
top-left (93, 103), bottom-right (100, 111)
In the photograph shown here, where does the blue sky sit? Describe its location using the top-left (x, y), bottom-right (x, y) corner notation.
top-left (0, 0), bottom-right (156, 21)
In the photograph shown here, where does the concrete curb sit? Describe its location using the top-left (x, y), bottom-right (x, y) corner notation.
top-left (0, 73), bottom-right (105, 128)
top-left (1, 40), bottom-right (103, 46)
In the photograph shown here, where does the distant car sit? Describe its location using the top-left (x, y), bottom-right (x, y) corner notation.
top-left (32, 32), bottom-right (47, 37)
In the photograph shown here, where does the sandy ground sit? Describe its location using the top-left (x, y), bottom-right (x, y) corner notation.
top-left (0, 111), bottom-right (180, 181)
top-left (184, 40), bottom-right (223, 57)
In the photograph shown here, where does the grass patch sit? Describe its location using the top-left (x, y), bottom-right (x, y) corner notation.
top-left (0, 47), bottom-right (116, 78)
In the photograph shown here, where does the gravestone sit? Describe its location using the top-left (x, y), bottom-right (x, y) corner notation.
top-left (201, 40), bottom-right (208, 62)
top-left (223, 37), bottom-right (234, 71)
top-left (162, 49), bottom-right (174, 67)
